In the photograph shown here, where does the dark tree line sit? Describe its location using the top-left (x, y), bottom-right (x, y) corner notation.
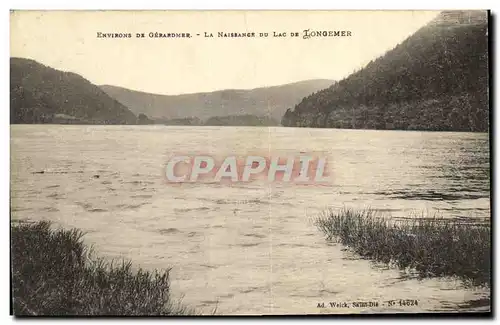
top-left (204, 114), bottom-right (278, 126)
top-left (282, 16), bottom-right (489, 132)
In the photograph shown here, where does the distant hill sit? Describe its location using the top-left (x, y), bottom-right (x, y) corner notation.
top-left (10, 58), bottom-right (138, 124)
top-left (282, 11), bottom-right (489, 132)
top-left (100, 79), bottom-right (334, 122)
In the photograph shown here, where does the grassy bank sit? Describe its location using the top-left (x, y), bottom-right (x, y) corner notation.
top-left (316, 209), bottom-right (490, 286)
top-left (11, 221), bottom-right (190, 316)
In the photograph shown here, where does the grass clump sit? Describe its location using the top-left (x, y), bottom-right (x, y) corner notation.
top-left (11, 221), bottom-right (191, 316)
top-left (316, 208), bottom-right (490, 286)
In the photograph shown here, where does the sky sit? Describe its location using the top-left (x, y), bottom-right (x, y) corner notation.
top-left (10, 10), bottom-right (440, 95)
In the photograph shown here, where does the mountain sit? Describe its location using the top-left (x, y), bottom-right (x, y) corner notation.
top-left (282, 11), bottom-right (489, 132)
top-left (10, 58), bottom-right (138, 124)
top-left (100, 79), bottom-right (334, 122)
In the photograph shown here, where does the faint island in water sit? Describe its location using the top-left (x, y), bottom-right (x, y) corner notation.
top-left (159, 115), bottom-right (278, 126)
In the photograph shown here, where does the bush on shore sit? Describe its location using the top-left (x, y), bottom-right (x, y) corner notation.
top-left (11, 221), bottom-right (190, 316)
top-left (315, 209), bottom-right (490, 286)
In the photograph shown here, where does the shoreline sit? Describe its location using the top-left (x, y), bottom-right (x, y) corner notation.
top-left (10, 210), bottom-right (491, 315)
top-left (316, 208), bottom-right (491, 287)
top-left (11, 221), bottom-right (192, 316)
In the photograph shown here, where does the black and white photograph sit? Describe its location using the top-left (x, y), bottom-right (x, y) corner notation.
top-left (9, 9), bottom-right (491, 316)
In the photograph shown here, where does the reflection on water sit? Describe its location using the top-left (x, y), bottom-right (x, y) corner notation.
top-left (10, 125), bottom-right (490, 314)
top-left (371, 189), bottom-right (487, 201)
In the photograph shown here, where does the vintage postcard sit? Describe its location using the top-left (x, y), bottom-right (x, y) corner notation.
top-left (9, 10), bottom-right (491, 316)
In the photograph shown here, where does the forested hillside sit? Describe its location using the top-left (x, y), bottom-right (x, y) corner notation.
top-left (282, 11), bottom-right (489, 132)
top-left (11, 58), bottom-right (137, 124)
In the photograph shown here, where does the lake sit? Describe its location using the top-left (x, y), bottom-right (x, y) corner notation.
top-left (10, 125), bottom-right (491, 314)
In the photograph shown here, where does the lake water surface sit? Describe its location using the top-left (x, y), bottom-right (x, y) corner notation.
top-left (10, 125), bottom-right (491, 314)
